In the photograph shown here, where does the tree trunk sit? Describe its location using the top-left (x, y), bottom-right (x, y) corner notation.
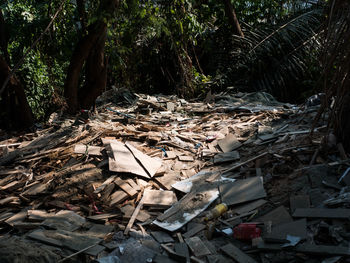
top-left (64, 22), bottom-right (106, 113)
top-left (64, 0), bottom-right (118, 113)
top-left (223, 0), bottom-right (244, 37)
top-left (0, 55), bottom-right (34, 129)
top-left (79, 26), bottom-right (108, 109)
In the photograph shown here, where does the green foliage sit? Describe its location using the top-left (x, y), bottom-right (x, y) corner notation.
top-left (20, 50), bottom-right (52, 120)
top-left (1, 0), bottom-right (326, 122)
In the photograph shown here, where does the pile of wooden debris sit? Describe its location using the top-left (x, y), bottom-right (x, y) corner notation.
top-left (0, 91), bottom-right (349, 263)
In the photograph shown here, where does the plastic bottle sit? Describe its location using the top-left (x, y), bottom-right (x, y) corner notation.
top-left (204, 203), bottom-right (228, 221)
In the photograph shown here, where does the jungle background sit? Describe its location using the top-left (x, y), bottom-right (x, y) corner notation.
top-left (0, 0), bottom-right (348, 149)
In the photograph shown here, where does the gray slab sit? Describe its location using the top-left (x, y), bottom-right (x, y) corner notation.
top-left (293, 208), bottom-right (350, 219)
top-left (255, 206), bottom-right (293, 225)
top-left (221, 243), bottom-right (257, 263)
top-left (219, 177), bottom-right (266, 206)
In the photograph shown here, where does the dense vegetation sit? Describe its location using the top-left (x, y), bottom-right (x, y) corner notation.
top-left (0, 0), bottom-right (335, 129)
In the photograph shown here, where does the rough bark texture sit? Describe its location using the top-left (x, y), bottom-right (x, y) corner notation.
top-left (223, 0), bottom-right (244, 37)
top-left (64, 0), bottom-right (118, 113)
top-left (64, 22), bottom-right (106, 113)
top-left (79, 26), bottom-right (108, 109)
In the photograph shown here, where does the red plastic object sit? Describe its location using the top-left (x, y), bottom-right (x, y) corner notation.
top-left (233, 223), bottom-right (262, 240)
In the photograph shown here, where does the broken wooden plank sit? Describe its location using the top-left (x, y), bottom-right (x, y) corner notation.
top-left (293, 208), bottom-right (350, 219)
top-left (255, 206), bottom-right (293, 225)
top-left (214, 151), bottom-right (240, 164)
top-left (87, 213), bottom-right (119, 222)
top-left (109, 190), bottom-right (128, 206)
top-left (108, 140), bottom-right (149, 178)
top-left (114, 178), bottom-right (138, 197)
top-left (183, 223), bottom-right (206, 239)
top-left (93, 175), bottom-right (116, 194)
top-left (151, 231), bottom-right (174, 243)
top-left (217, 134), bottom-right (242, 153)
top-left (155, 172), bottom-right (180, 190)
top-left (264, 219), bottom-right (307, 241)
top-left (219, 176), bottom-right (266, 206)
top-left (143, 189), bottom-right (177, 208)
top-left (232, 199), bottom-right (267, 215)
top-left (223, 152), bottom-right (269, 174)
top-left (221, 243), bottom-right (257, 263)
top-left (185, 236), bottom-right (211, 257)
top-left (0, 196), bottom-right (19, 206)
top-left (178, 155), bottom-right (194, 162)
top-left (125, 142), bottom-right (162, 177)
top-left (124, 196), bottom-right (144, 235)
top-left (127, 179), bottom-right (141, 192)
top-left (120, 205), bottom-right (150, 222)
top-left (74, 144), bottom-right (103, 156)
top-left (41, 210), bottom-right (86, 232)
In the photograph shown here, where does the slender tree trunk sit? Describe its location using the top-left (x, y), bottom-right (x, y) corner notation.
top-left (79, 26), bottom-right (108, 109)
top-left (223, 0), bottom-right (244, 37)
top-left (64, 0), bottom-right (118, 113)
top-left (64, 22), bottom-right (106, 113)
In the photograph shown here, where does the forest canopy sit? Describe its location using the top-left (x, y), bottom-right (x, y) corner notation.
top-left (0, 0), bottom-right (329, 128)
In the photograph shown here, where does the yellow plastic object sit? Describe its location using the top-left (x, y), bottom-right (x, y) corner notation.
top-left (205, 203), bottom-right (228, 221)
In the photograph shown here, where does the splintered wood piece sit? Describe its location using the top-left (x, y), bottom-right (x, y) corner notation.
top-left (185, 236), bottom-right (211, 257)
top-left (100, 183), bottom-right (115, 201)
top-left (155, 172), bottom-right (180, 190)
top-left (125, 142), bottom-right (162, 178)
top-left (125, 143), bottom-right (162, 177)
top-left (0, 196), bottom-right (19, 206)
top-left (232, 199), bottom-right (267, 215)
top-left (124, 197), bottom-right (144, 235)
top-left (120, 205), bottom-right (150, 222)
top-left (217, 134), bottom-right (242, 153)
top-left (221, 243), bottom-right (257, 263)
top-left (142, 189), bottom-right (177, 208)
top-left (178, 155), bottom-right (194, 162)
top-left (114, 178), bottom-right (138, 197)
top-left (183, 223), bottom-right (206, 239)
top-left (94, 176), bottom-right (116, 194)
top-left (223, 152), bottom-right (268, 174)
top-left (151, 231), bottom-right (174, 243)
top-left (109, 190), bottom-right (128, 206)
top-left (108, 140), bottom-right (149, 178)
top-left (214, 151), bottom-right (240, 164)
top-left (41, 210), bottom-right (86, 232)
top-left (127, 179), bottom-right (141, 192)
top-left (74, 144), bottom-right (103, 156)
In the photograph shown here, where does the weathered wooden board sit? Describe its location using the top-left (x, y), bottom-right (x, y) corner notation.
top-left (221, 243), bottom-right (257, 263)
top-left (125, 142), bottom-right (162, 177)
top-left (219, 177), bottom-right (266, 206)
top-left (108, 140), bottom-right (149, 178)
top-left (143, 189), bottom-right (177, 208)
